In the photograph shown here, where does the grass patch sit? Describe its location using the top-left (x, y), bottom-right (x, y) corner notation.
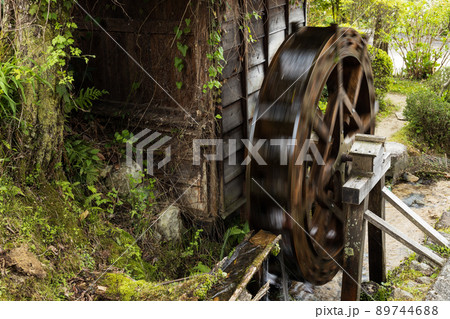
top-left (376, 98), bottom-right (401, 121)
top-left (390, 124), bottom-right (447, 157)
top-left (390, 78), bottom-right (427, 95)
top-left (390, 126), bottom-right (420, 154)
top-left (100, 271), bottom-right (226, 301)
top-left (385, 254), bottom-right (438, 301)
top-left (426, 243), bottom-right (450, 258)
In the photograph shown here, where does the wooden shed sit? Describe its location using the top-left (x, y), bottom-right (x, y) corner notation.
top-left (73, 0), bottom-right (307, 223)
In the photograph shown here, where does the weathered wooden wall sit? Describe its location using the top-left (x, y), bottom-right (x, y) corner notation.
top-left (218, 0), bottom-right (306, 218)
top-left (74, 0), bottom-right (218, 221)
top-left (73, 0), bottom-right (306, 222)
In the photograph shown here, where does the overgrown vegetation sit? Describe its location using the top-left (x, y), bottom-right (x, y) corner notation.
top-left (361, 253), bottom-right (440, 301)
top-left (368, 44), bottom-right (393, 110)
top-left (404, 90), bottom-right (450, 154)
top-left (308, 0), bottom-right (450, 79)
top-left (389, 0), bottom-right (450, 79)
top-left (0, 0), bottom-right (227, 301)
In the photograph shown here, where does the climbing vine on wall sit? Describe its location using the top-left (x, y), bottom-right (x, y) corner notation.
top-left (174, 18), bottom-right (191, 89)
top-left (204, 0), bottom-right (226, 115)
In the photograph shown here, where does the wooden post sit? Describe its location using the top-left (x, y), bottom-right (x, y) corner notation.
top-left (368, 175), bottom-right (386, 284)
top-left (341, 197), bottom-right (368, 301)
top-left (285, 0), bottom-right (290, 36)
top-left (239, 0), bottom-right (249, 141)
top-left (263, 0), bottom-right (270, 71)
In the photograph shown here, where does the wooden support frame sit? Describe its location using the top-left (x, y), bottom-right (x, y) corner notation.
top-left (340, 134), bottom-right (449, 300)
top-left (341, 197), bottom-right (368, 301)
top-left (364, 210), bottom-right (445, 267)
top-left (382, 187), bottom-right (449, 247)
top-left (368, 176), bottom-right (386, 284)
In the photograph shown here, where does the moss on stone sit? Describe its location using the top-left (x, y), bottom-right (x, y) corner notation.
top-left (101, 271), bottom-right (225, 301)
top-left (385, 254), bottom-right (438, 301)
top-left (97, 225), bottom-right (153, 280)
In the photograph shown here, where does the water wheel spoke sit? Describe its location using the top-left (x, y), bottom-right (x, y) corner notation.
top-left (342, 91), bottom-right (364, 131)
top-left (324, 92), bottom-right (340, 140)
top-left (313, 109), bottom-right (330, 143)
top-left (347, 66), bottom-right (363, 106)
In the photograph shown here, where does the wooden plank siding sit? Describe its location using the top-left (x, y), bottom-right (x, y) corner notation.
top-left (74, 0), bottom-right (221, 221)
top-left (73, 0), bottom-right (306, 221)
top-left (219, 0), bottom-right (306, 218)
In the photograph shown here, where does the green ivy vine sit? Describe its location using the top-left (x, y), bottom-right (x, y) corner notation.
top-left (174, 18), bottom-right (191, 89)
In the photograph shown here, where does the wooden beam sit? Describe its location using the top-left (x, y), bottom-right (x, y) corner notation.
top-left (263, 0), bottom-right (270, 71)
top-left (368, 176), bottom-right (386, 284)
top-left (341, 198), bottom-right (368, 301)
top-left (284, 0), bottom-right (290, 36)
top-left (382, 187), bottom-right (449, 248)
top-left (364, 210), bottom-right (445, 267)
top-left (342, 152), bottom-right (391, 205)
top-left (303, 0), bottom-right (307, 26)
top-left (229, 233), bottom-right (282, 301)
top-left (240, 0), bottom-right (249, 140)
top-left (355, 133), bottom-right (386, 144)
top-left (251, 281), bottom-right (270, 301)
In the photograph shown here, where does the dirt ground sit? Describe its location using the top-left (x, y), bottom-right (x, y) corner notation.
top-left (375, 93), bottom-right (407, 139)
top-left (379, 180), bottom-right (450, 270)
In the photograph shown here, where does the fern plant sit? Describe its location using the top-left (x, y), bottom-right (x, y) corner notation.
top-left (64, 137), bottom-right (102, 185)
top-left (58, 85), bottom-right (108, 114)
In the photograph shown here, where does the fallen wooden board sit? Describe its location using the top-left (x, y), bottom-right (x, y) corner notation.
top-left (207, 230), bottom-right (281, 301)
top-left (382, 187), bottom-right (449, 248)
top-left (364, 210), bottom-right (445, 267)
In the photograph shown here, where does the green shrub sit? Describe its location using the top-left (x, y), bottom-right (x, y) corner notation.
top-left (404, 89), bottom-right (450, 153)
top-left (368, 45), bottom-right (393, 110)
top-left (427, 67), bottom-right (450, 102)
top-left (404, 50), bottom-right (438, 80)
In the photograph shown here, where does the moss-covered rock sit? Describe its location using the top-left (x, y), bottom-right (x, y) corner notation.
top-left (100, 271), bottom-right (225, 301)
top-left (96, 225), bottom-right (154, 280)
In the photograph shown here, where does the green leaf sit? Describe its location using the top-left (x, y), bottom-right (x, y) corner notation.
top-left (176, 81), bottom-right (183, 89)
top-left (177, 42), bottom-right (189, 57)
top-left (174, 57), bottom-right (184, 72)
top-left (215, 46), bottom-right (225, 62)
top-left (174, 27), bottom-right (182, 40)
top-left (208, 65), bottom-right (217, 77)
top-left (185, 18), bottom-right (191, 27)
top-left (215, 114), bottom-right (222, 119)
top-left (29, 4), bottom-right (39, 15)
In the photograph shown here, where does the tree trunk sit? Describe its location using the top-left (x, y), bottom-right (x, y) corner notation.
top-left (5, 1), bottom-right (65, 178)
top-left (373, 16), bottom-right (389, 53)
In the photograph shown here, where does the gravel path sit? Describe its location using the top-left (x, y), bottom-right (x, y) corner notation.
top-left (375, 93), bottom-right (407, 140)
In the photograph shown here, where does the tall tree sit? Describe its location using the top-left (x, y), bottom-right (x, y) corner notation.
top-left (372, 0), bottom-right (399, 53)
top-left (0, 0), bottom-right (74, 178)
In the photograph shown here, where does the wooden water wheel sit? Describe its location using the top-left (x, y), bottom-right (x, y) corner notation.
top-left (247, 26), bottom-right (375, 285)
